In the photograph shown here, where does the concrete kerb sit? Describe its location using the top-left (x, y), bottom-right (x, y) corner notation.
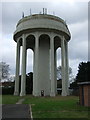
top-left (16, 98), bottom-right (33, 119)
top-left (29, 105), bottom-right (33, 120)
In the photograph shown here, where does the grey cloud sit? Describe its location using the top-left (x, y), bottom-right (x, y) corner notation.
top-left (69, 40), bottom-right (88, 61)
top-left (2, 2), bottom-right (50, 34)
top-left (45, 2), bottom-right (88, 24)
top-left (2, 2), bottom-right (88, 35)
top-left (69, 20), bottom-right (88, 40)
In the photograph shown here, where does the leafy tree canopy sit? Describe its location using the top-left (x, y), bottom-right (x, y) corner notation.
top-left (19, 72), bottom-right (33, 94)
top-left (57, 66), bottom-right (73, 81)
top-left (76, 61), bottom-right (90, 82)
top-left (0, 62), bottom-right (10, 81)
top-left (70, 61), bottom-right (90, 89)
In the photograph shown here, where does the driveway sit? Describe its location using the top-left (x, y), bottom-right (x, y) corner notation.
top-left (2, 104), bottom-right (31, 119)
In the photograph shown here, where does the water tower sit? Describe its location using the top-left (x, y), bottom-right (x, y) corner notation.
top-left (13, 10), bottom-right (71, 96)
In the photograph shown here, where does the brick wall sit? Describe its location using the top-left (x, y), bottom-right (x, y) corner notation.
top-left (79, 84), bottom-right (90, 107)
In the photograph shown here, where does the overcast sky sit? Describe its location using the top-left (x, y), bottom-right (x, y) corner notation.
top-left (0, 0), bottom-right (89, 78)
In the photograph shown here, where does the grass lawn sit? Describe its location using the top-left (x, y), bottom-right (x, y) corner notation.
top-left (1, 95), bottom-right (21, 104)
top-left (22, 95), bottom-right (89, 119)
top-left (0, 95), bottom-right (2, 104)
top-left (1, 95), bottom-right (89, 119)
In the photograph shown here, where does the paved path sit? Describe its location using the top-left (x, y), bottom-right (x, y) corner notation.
top-left (2, 104), bottom-right (31, 119)
top-left (16, 98), bottom-right (25, 104)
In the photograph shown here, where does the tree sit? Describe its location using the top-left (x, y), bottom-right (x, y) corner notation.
top-left (57, 66), bottom-right (74, 89)
top-left (70, 61), bottom-right (90, 90)
top-left (57, 66), bottom-right (62, 80)
top-left (0, 62), bottom-right (10, 81)
top-left (26, 72), bottom-right (33, 94)
top-left (76, 61), bottom-right (90, 82)
top-left (57, 66), bottom-right (73, 81)
top-left (19, 72), bottom-right (33, 94)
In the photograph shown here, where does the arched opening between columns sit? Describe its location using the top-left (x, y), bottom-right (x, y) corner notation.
top-left (14, 35), bottom-right (35, 96)
top-left (19, 38), bottom-right (22, 94)
top-left (26, 49), bottom-right (33, 94)
top-left (26, 35), bottom-right (35, 95)
top-left (54, 36), bottom-right (61, 95)
top-left (54, 36), bottom-right (69, 96)
top-left (56, 48), bottom-right (62, 94)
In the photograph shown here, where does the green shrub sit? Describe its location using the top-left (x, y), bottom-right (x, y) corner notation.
top-left (2, 86), bottom-right (14, 95)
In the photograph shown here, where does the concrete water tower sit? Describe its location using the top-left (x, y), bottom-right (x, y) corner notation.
top-left (13, 11), bottom-right (71, 96)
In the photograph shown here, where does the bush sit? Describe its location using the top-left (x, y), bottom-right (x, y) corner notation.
top-left (2, 86), bottom-right (14, 95)
top-left (69, 88), bottom-right (79, 96)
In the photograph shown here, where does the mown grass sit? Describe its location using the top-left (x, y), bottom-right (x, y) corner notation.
top-left (1, 95), bottom-right (89, 119)
top-left (2, 95), bottom-right (21, 104)
top-left (22, 95), bottom-right (89, 119)
top-left (0, 95), bottom-right (2, 104)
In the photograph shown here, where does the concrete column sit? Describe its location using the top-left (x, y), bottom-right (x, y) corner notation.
top-left (20, 34), bottom-right (27, 96)
top-left (65, 41), bottom-right (69, 95)
top-left (33, 51), bottom-right (35, 95)
top-left (50, 35), bottom-right (55, 96)
top-left (54, 50), bottom-right (57, 94)
top-left (14, 39), bottom-right (20, 95)
top-left (61, 36), bottom-right (67, 96)
top-left (33, 33), bottom-right (39, 96)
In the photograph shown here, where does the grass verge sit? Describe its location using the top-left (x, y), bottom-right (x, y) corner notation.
top-left (2, 95), bottom-right (21, 104)
top-left (22, 95), bottom-right (89, 119)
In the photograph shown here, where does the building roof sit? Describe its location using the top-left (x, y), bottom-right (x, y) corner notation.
top-left (78, 82), bottom-right (90, 85)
